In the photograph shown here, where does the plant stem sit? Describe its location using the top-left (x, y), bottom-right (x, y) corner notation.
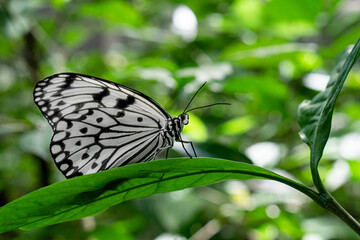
top-left (318, 193), bottom-right (360, 236)
top-left (311, 163), bottom-right (328, 195)
top-left (269, 169), bottom-right (360, 235)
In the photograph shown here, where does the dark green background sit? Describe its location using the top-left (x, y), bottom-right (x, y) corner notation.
top-left (1, 0), bottom-right (360, 239)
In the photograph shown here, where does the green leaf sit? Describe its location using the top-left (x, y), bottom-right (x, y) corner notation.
top-left (0, 158), bottom-right (316, 234)
top-left (297, 38), bottom-right (360, 192)
top-left (223, 75), bottom-right (288, 112)
top-left (219, 115), bottom-right (256, 136)
top-left (80, 1), bottom-right (142, 27)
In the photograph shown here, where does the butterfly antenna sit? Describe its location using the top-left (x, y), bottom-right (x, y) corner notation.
top-left (182, 82), bottom-right (207, 114)
top-left (184, 103), bottom-right (231, 113)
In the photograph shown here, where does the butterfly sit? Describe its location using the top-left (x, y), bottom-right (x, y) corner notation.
top-left (34, 73), bottom-right (229, 178)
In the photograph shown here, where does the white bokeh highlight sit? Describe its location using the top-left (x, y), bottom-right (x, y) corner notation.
top-left (172, 5), bottom-right (198, 42)
top-left (303, 73), bottom-right (330, 91)
top-left (324, 160), bottom-right (350, 191)
top-left (245, 142), bottom-right (282, 167)
top-left (339, 132), bottom-right (360, 159)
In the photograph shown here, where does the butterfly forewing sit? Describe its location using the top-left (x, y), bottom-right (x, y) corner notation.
top-left (34, 73), bottom-right (170, 129)
top-left (34, 73), bottom-right (172, 178)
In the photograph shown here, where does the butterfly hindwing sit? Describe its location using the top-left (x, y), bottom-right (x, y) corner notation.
top-left (51, 108), bottom-right (167, 178)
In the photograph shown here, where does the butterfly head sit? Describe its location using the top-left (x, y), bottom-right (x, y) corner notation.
top-left (179, 113), bottom-right (189, 125)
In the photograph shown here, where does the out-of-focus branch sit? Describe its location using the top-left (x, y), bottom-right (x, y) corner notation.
top-left (23, 30), bottom-right (39, 82)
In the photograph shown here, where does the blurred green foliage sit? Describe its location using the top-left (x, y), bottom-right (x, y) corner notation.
top-left (1, 0), bottom-right (360, 239)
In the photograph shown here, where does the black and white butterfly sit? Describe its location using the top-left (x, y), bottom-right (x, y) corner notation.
top-left (34, 73), bottom-right (227, 178)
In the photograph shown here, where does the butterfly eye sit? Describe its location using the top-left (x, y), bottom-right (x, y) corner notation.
top-left (181, 114), bottom-right (189, 125)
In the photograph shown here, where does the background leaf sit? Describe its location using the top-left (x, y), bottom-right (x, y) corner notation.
top-left (297, 38), bottom-right (360, 192)
top-left (80, 1), bottom-right (142, 27)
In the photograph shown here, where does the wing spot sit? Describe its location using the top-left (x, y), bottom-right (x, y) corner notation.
top-left (127, 95), bottom-right (135, 104)
top-left (82, 153), bottom-right (89, 160)
top-left (96, 117), bottom-right (103, 123)
top-left (66, 168), bottom-right (75, 177)
top-left (60, 163), bottom-right (69, 170)
top-left (93, 88), bottom-right (110, 102)
top-left (38, 101), bottom-right (45, 105)
top-left (51, 145), bottom-right (62, 154)
top-left (79, 114), bottom-right (87, 121)
top-left (41, 107), bottom-right (48, 112)
top-left (53, 131), bottom-right (67, 141)
top-left (137, 117), bottom-right (143, 122)
top-left (57, 100), bottom-right (66, 106)
top-left (116, 111), bottom-right (125, 118)
top-left (80, 127), bottom-right (88, 134)
top-left (66, 121), bottom-right (72, 128)
top-left (75, 140), bottom-right (81, 146)
top-left (35, 87), bottom-right (41, 91)
top-left (115, 95), bottom-right (135, 109)
top-left (55, 153), bottom-right (66, 162)
top-left (91, 162), bottom-right (98, 169)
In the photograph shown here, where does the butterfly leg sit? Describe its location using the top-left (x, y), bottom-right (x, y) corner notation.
top-left (182, 140), bottom-right (197, 158)
top-left (165, 148), bottom-right (169, 159)
top-left (178, 135), bottom-right (197, 158)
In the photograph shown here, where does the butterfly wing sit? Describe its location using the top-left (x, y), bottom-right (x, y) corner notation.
top-left (34, 73), bottom-right (170, 129)
top-left (34, 73), bottom-right (172, 178)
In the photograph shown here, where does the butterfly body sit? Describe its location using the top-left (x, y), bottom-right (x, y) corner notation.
top-left (34, 73), bottom-right (191, 178)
